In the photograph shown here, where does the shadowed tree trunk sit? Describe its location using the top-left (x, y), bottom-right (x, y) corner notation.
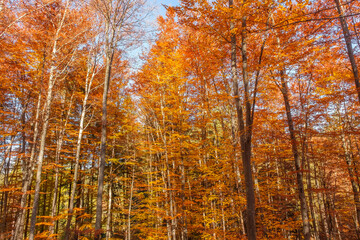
top-left (12, 92), bottom-right (41, 240)
top-left (334, 0), bottom-right (360, 103)
top-left (95, 18), bottom-right (114, 238)
top-left (229, 1), bottom-right (256, 239)
top-left (279, 70), bottom-right (311, 240)
top-left (92, 2), bottom-right (145, 237)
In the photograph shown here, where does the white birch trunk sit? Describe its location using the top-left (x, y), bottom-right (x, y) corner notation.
top-left (28, 1), bottom-right (69, 238)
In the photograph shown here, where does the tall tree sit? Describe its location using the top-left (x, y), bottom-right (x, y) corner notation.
top-left (64, 41), bottom-right (98, 239)
top-left (228, 1), bottom-right (257, 239)
top-left (92, 0), bottom-right (145, 237)
top-left (29, 1), bottom-right (71, 239)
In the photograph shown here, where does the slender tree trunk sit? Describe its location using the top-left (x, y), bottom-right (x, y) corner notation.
top-left (229, 1), bottom-right (256, 239)
top-left (305, 148), bottom-right (319, 240)
top-left (180, 154), bottom-right (188, 240)
top-left (28, 66), bottom-right (56, 240)
top-left (346, 1), bottom-right (360, 49)
top-left (12, 92), bottom-right (41, 240)
top-left (105, 167), bottom-right (113, 240)
top-left (13, 48), bottom-right (47, 239)
top-left (55, 175), bottom-right (62, 236)
top-left (280, 71), bottom-right (311, 240)
top-left (95, 21), bottom-right (114, 238)
top-left (334, 0), bottom-right (360, 103)
top-left (24, 192), bottom-right (31, 239)
top-left (0, 136), bottom-right (14, 174)
top-left (105, 143), bottom-right (115, 240)
top-left (50, 95), bottom-right (73, 236)
top-left (10, 104), bottom-right (28, 237)
top-left (49, 142), bottom-right (61, 235)
top-left (28, 2), bottom-right (69, 238)
top-left (40, 173), bottom-right (48, 233)
top-left (65, 54), bottom-right (95, 240)
top-left (314, 160), bottom-right (329, 240)
top-left (127, 166), bottom-right (135, 240)
top-left (341, 131), bottom-right (360, 237)
top-left (301, 110), bottom-right (319, 239)
top-left (158, 88), bottom-right (177, 240)
top-left (1, 141), bottom-right (12, 239)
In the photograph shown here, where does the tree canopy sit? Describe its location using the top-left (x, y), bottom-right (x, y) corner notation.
top-left (1, 0), bottom-right (360, 239)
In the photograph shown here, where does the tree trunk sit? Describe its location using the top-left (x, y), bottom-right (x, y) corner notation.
top-left (40, 173), bottom-right (48, 233)
top-left (65, 53), bottom-right (95, 240)
top-left (13, 48), bottom-right (47, 239)
top-left (50, 95), bottom-right (73, 236)
top-left (28, 2), bottom-right (69, 238)
top-left (12, 93), bottom-right (41, 240)
top-left (229, 1), bottom-right (256, 239)
top-left (95, 20), bottom-right (114, 238)
top-left (105, 167), bottom-right (113, 240)
top-left (305, 147), bottom-right (319, 240)
top-left (341, 130), bottom-right (360, 237)
top-left (1, 139), bottom-right (12, 239)
top-left (28, 66), bottom-right (56, 240)
top-left (280, 71), bottom-right (311, 240)
top-left (334, 0), bottom-right (360, 103)
top-left (127, 166), bottom-right (135, 240)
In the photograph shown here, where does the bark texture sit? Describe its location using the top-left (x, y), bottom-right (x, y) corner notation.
top-left (229, 1), bottom-right (256, 239)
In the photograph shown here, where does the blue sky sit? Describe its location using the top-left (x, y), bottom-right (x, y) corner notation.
top-left (125, 0), bottom-right (180, 70)
top-left (153, 0), bottom-right (180, 17)
top-left (143, 0), bottom-right (180, 30)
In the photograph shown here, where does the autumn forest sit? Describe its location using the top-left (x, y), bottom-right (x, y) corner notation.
top-left (1, 0), bottom-right (360, 239)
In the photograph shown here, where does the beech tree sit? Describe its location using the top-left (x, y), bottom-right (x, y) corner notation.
top-left (1, 0), bottom-right (360, 239)
top-left (91, 0), bottom-right (146, 238)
